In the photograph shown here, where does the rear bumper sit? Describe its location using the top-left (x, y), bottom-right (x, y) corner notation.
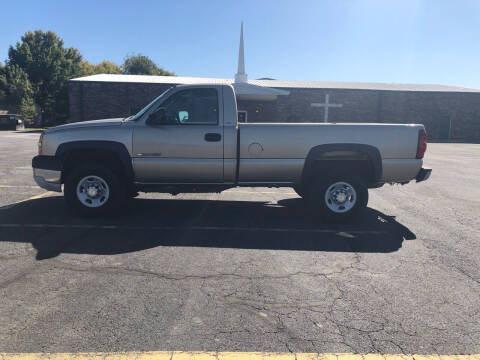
top-left (416, 167), bottom-right (432, 182)
top-left (32, 155), bottom-right (62, 192)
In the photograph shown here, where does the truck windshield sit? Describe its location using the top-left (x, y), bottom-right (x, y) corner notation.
top-left (126, 87), bottom-right (174, 121)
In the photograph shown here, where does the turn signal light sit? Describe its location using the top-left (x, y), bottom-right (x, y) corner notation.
top-left (416, 129), bottom-right (427, 159)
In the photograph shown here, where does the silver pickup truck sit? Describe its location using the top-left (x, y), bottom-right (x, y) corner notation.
top-left (32, 84), bottom-right (431, 221)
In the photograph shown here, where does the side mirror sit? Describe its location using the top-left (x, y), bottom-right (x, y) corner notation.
top-left (146, 108), bottom-right (167, 126)
top-left (178, 110), bottom-right (189, 123)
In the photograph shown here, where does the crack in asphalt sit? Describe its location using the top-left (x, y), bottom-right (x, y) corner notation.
top-left (1, 225), bottom-right (479, 353)
top-left (1, 243), bottom-right (479, 354)
top-left (451, 264), bottom-right (480, 286)
top-left (1, 256), bottom-right (363, 287)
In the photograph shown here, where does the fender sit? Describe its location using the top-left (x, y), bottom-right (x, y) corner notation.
top-left (55, 140), bottom-right (134, 184)
top-left (301, 143), bottom-right (383, 185)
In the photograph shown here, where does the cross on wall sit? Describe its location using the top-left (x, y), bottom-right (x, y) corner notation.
top-left (311, 94), bottom-right (343, 123)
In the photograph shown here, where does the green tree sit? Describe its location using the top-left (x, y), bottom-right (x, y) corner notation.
top-left (7, 30), bottom-right (84, 125)
top-left (0, 64), bottom-right (35, 124)
top-left (80, 61), bottom-right (94, 76)
top-left (95, 60), bottom-right (122, 74)
top-left (122, 53), bottom-right (175, 76)
top-left (81, 60), bottom-right (122, 76)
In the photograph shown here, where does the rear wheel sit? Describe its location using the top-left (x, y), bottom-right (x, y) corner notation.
top-left (307, 174), bottom-right (368, 222)
top-left (64, 163), bottom-right (127, 217)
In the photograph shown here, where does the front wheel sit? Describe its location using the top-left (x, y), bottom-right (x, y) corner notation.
top-left (64, 163), bottom-right (127, 217)
top-left (307, 175), bottom-right (368, 222)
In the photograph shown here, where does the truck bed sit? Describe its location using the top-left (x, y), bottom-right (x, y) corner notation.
top-left (238, 123), bottom-right (423, 183)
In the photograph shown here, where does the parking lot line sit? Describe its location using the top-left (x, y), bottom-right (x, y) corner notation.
top-left (0, 352), bottom-right (477, 360)
top-left (0, 223), bottom-right (387, 234)
top-left (0, 185), bottom-right (39, 188)
top-left (0, 191), bottom-right (55, 211)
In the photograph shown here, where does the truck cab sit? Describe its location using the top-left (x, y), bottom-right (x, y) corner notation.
top-left (131, 85), bottom-right (238, 184)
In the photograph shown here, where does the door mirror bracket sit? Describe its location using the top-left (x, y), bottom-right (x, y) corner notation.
top-left (146, 108), bottom-right (167, 126)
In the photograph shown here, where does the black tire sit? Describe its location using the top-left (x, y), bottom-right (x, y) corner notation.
top-left (64, 163), bottom-right (127, 217)
top-left (293, 185), bottom-right (306, 198)
top-left (307, 174), bottom-right (368, 222)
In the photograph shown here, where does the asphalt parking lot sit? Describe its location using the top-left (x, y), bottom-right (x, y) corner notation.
top-left (0, 131), bottom-right (479, 356)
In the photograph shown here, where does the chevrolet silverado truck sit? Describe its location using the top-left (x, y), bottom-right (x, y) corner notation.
top-left (32, 84), bottom-right (431, 221)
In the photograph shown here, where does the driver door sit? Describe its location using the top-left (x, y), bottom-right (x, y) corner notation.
top-left (132, 87), bottom-right (224, 183)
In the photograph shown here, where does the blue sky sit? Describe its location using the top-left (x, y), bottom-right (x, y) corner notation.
top-left (1, 0), bottom-right (479, 88)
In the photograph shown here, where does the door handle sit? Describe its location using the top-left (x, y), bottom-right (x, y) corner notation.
top-left (204, 133), bottom-right (222, 142)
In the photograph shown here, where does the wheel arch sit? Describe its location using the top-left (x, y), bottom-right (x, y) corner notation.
top-left (56, 141), bottom-right (134, 187)
top-left (301, 143), bottom-right (383, 187)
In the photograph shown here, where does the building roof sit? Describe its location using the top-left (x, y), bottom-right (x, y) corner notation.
top-left (70, 74), bottom-right (480, 93)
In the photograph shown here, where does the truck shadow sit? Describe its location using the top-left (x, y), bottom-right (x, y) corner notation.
top-left (0, 196), bottom-right (416, 260)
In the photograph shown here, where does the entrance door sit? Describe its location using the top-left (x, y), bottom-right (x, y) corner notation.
top-left (132, 87), bottom-right (224, 183)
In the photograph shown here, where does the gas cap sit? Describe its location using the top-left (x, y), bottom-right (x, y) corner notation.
top-left (248, 142), bottom-right (264, 155)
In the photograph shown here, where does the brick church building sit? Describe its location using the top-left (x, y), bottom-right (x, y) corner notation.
top-left (68, 25), bottom-right (480, 141)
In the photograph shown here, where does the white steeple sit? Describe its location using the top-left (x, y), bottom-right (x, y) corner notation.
top-left (235, 22), bottom-right (248, 83)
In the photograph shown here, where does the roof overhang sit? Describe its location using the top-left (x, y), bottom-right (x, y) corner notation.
top-left (232, 82), bottom-right (289, 101)
top-left (69, 75), bottom-right (480, 93)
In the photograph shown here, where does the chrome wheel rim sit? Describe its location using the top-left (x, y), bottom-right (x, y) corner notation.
top-left (324, 181), bottom-right (357, 213)
top-left (76, 175), bottom-right (110, 208)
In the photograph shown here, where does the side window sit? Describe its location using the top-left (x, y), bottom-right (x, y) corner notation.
top-left (160, 88), bottom-right (218, 125)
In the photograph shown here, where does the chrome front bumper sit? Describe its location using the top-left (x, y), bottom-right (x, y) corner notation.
top-left (33, 168), bottom-right (62, 192)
